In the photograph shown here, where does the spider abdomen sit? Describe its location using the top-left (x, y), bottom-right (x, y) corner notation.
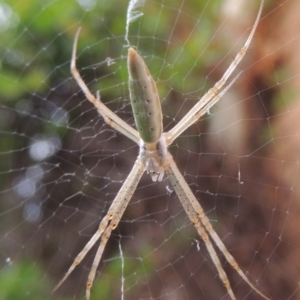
top-left (128, 47), bottom-right (163, 143)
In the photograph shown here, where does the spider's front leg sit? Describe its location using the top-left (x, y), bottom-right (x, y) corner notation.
top-left (165, 154), bottom-right (270, 300)
top-left (53, 157), bottom-right (145, 299)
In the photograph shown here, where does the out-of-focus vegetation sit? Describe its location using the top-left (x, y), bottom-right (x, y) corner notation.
top-left (0, 260), bottom-right (69, 299)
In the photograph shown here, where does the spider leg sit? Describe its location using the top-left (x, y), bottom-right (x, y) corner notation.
top-left (164, 153), bottom-right (270, 300)
top-left (53, 157), bottom-right (145, 299)
top-left (71, 28), bottom-right (140, 145)
top-left (166, 0), bottom-right (264, 145)
top-left (164, 154), bottom-right (235, 299)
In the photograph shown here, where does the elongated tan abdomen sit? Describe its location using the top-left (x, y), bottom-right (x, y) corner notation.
top-left (128, 48), bottom-right (162, 143)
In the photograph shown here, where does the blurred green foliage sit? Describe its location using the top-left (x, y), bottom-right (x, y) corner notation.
top-left (0, 0), bottom-right (222, 102)
top-left (0, 260), bottom-right (70, 300)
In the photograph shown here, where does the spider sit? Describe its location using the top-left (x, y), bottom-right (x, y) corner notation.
top-left (53, 1), bottom-right (269, 299)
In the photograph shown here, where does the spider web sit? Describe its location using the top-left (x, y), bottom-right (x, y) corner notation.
top-left (1, 0), bottom-right (299, 299)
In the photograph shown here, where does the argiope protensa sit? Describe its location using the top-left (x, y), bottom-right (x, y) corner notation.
top-left (53, 1), bottom-right (270, 299)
